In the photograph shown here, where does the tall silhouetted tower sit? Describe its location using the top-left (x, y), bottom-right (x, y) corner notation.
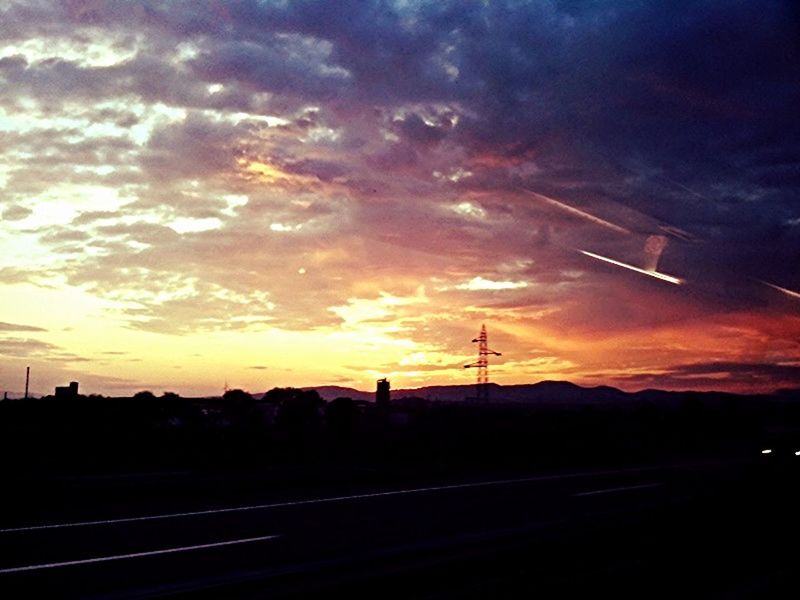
top-left (464, 324), bottom-right (502, 403)
top-left (376, 378), bottom-right (390, 407)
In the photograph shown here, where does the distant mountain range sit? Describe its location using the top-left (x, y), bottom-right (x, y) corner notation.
top-left (302, 380), bottom-right (799, 406)
top-left (6, 381), bottom-right (796, 404)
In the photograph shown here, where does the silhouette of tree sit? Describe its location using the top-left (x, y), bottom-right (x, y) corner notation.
top-left (275, 388), bottom-right (324, 433)
top-left (222, 389), bottom-right (259, 428)
top-left (161, 391), bottom-right (180, 401)
top-left (223, 389), bottom-right (253, 403)
top-left (133, 390), bottom-right (156, 401)
top-left (262, 387), bottom-right (295, 404)
top-left (326, 397), bottom-right (357, 436)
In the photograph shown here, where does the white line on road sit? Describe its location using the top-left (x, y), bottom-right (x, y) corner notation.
top-left (0, 535), bottom-right (279, 575)
top-left (573, 483), bottom-right (662, 497)
top-left (0, 462), bottom-right (714, 534)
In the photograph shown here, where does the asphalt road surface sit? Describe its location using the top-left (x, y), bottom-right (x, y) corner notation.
top-left (1, 459), bottom-right (797, 598)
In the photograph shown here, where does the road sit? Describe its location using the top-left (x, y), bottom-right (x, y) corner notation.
top-left (0, 459), bottom-right (796, 598)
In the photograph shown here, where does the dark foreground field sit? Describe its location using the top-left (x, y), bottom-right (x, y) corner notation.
top-left (1, 393), bottom-right (799, 598)
top-left (1, 456), bottom-right (798, 599)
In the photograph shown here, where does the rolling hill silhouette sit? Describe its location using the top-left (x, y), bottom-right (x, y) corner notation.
top-left (301, 380), bottom-right (796, 406)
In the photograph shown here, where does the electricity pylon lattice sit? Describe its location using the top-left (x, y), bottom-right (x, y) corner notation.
top-left (464, 324), bottom-right (502, 403)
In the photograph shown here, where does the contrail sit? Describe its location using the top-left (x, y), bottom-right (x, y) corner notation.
top-left (659, 174), bottom-right (709, 201)
top-left (760, 280), bottom-right (800, 300)
top-left (521, 189), bottom-right (632, 235)
top-left (580, 250), bottom-right (683, 285)
top-left (657, 224), bottom-right (697, 242)
top-left (643, 234), bottom-right (668, 272)
top-left (520, 188), bottom-right (701, 242)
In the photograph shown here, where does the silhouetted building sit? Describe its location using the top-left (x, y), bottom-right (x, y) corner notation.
top-left (376, 378), bottom-right (390, 407)
top-left (55, 381), bottom-right (79, 399)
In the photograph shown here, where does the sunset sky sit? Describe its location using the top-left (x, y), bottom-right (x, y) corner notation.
top-left (1, 0), bottom-right (798, 396)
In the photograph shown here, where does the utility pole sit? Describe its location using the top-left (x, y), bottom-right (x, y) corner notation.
top-left (464, 324), bottom-right (502, 403)
top-left (24, 366), bottom-right (30, 399)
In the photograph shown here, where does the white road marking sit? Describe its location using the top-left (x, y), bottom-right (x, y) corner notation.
top-left (0, 535), bottom-right (279, 575)
top-left (0, 463), bottom-right (709, 534)
top-left (573, 483), bottom-right (662, 497)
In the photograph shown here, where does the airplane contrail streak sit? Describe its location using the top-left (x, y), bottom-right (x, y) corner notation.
top-left (760, 281), bottom-right (800, 300)
top-left (522, 189), bottom-right (632, 235)
top-left (657, 224), bottom-right (697, 242)
top-left (580, 250), bottom-right (683, 285)
top-left (660, 175), bottom-right (710, 201)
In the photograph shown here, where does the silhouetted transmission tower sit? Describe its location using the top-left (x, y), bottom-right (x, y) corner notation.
top-left (464, 324), bottom-right (502, 403)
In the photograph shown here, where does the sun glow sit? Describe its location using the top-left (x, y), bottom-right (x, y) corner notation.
top-left (240, 160), bottom-right (290, 181)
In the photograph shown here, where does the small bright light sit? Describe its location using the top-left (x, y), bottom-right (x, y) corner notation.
top-left (761, 449), bottom-right (772, 454)
top-left (794, 451), bottom-right (800, 456)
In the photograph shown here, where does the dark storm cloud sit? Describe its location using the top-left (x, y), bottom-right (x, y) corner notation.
top-left (393, 113), bottom-right (452, 148)
top-left (278, 158), bottom-right (350, 182)
top-left (71, 211), bottom-right (122, 225)
top-left (0, 337), bottom-right (56, 356)
top-left (0, 321), bottom-right (46, 332)
top-left (0, 50), bottom-right (265, 119)
top-left (4, 131), bottom-right (138, 168)
top-left (609, 361), bottom-right (800, 391)
top-left (232, 0), bottom-right (797, 291)
top-left (191, 36), bottom-right (351, 99)
top-left (95, 222), bottom-right (181, 244)
top-left (5, 1), bottom-right (795, 271)
top-left (675, 362), bottom-right (800, 379)
top-left (1, 0), bottom-right (797, 392)
top-left (1, 204), bottom-right (33, 221)
top-left (0, 337), bottom-right (88, 362)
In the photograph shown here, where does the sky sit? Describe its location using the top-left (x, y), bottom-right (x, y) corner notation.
top-left (1, 0), bottom-right (799, 397)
